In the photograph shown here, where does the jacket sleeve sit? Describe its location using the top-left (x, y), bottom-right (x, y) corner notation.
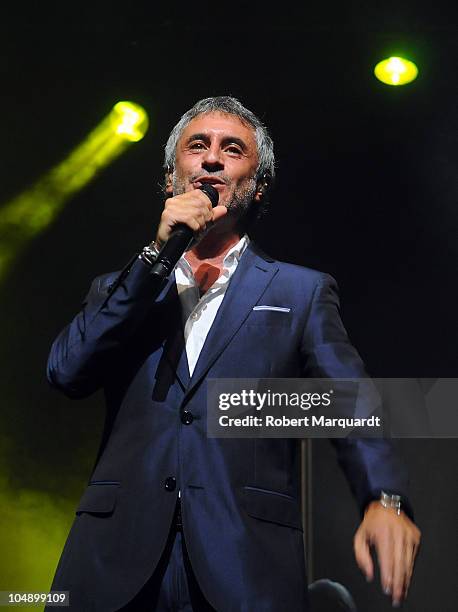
top-left (301, 274), bottom-right (413, 519)
top-left (47, 255), bottom-right (169, 400)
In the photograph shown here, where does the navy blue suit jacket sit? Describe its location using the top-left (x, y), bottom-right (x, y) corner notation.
top-left (47, 242), bottom-right (410, 611)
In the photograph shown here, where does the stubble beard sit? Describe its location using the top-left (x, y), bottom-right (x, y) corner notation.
top-left (172, 172), bottom-right (257, 222)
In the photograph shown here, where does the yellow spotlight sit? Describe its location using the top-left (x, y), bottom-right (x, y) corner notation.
top-left (0, 101), bottom-right (149, 283)
top-left (374, 56), bottom-right (418, 86)
top-left (111, 101), bottom-right (149, 142)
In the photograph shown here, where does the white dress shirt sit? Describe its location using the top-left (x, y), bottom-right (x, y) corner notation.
top-left (174, 234), bottom-right (250, 376)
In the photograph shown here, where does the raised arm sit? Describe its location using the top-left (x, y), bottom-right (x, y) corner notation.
top-left (47, 255), bottom-right (170, 399)
top-left (47, 186), bottom-right (227, 399)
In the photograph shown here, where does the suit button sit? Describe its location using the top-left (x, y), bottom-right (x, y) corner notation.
top-left (164, 477), bottom-right (176, 491)
top-left (181, 410), bottom-right (194, 425)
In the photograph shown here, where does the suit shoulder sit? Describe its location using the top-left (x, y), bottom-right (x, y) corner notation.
top-left (276, 260), bottom-right (334, 284)
top-left (255, 248), bottom-right (336, 289)
top-left (250, 241), bottom-right (334, 284)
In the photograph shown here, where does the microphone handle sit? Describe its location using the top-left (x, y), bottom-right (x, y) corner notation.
top-left (150, 184), bottom-right (219, 280)
top-left (149, 225), bottom-right (193, 279)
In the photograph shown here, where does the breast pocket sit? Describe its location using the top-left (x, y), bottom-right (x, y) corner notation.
top-left (75, 481), bottom-right (120, 516)
top-left (242, 485), bottom-right (303, 530)
top-left (248, 306), bottom-right (292, 327)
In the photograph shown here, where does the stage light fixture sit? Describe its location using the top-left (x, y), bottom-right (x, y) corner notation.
top-left (111, 101), bottom-right (149, 142)
top-left (0, 101), bottom-right (149, 282)
top-left (374, 56), bottom-right (418, 86)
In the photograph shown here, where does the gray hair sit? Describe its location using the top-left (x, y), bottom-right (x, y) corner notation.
top-left (163, 96), bottom-right (275, 183)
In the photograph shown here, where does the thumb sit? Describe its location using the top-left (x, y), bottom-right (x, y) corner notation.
top-left (211, 205), bottom-right (229, 223)
top-left (354, 528), bottom-right (374, 582)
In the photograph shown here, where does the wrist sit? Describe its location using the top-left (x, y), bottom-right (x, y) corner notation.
top-left (138, 240), bottom-right (161, 267)
top-left (366, 491), bottom-right (402, 516)
top-left (379, 490), bottom-right (402, 515)
top-left (153, 236), bottom-right (164, 250)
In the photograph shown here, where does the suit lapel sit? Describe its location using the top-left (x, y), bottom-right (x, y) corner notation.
top-left (158, 275), bottom-right (190, 390)
top-left (162, 322), bottom-right (190, 391)
top-left (183, 243), bottom-right (278, 400)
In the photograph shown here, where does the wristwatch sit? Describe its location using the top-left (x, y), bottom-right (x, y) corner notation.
top-left (380, 490), bottom-right (402, 515)
top-left (138, 241), bottom-right (161, 266)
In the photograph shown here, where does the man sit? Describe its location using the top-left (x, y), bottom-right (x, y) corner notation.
top-left (47, 97), bottom-right (420, 611)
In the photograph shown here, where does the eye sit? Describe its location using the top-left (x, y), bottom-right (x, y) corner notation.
top-left (189, 141), bottom-right (206, 150)
top-left (225, 145), bottom-right (243, 155)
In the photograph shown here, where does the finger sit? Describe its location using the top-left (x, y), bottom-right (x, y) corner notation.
top-left (197, 188), bottom-right (219, 208)
top-left (374, 532), bottom-right (394, 595)
top-left (391, 535), bottom-right (407, 606)
top-left (166, 192), bottom-right (212, 218)
top-left (185, 217), bottom-right (202, 233)
top-left (403, 541), bottom-right (415, 596)
top-left (203, 207), bottom-right (214, 222)
top-left (186, 200), bottom-right (215, 227)
top-left (178, 207), bottom-right (208, 231)
top-left (354, 530), bottom-right (374, 582)
top-left (404, 539), bottom-right (419, 599)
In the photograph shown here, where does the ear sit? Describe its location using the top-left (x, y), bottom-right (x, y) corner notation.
top-left (164, 170), bottom-right (173, 196)
top-left (254, 177), bottom-right (269, 202)
top-left (253, 188), bottom-right (263, 203)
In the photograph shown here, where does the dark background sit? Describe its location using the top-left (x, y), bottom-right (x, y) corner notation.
top-left (0, 3), bottom-right (456, 611)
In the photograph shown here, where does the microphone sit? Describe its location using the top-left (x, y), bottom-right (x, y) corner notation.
top-left (150, 183), bottom-right (219, 280)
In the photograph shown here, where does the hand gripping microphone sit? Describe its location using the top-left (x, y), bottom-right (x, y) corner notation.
top-left (150, 183), bottom-right (219, 280)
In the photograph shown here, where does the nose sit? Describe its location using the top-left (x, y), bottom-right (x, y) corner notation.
top-left (201, 144), bottom-right (224, 172)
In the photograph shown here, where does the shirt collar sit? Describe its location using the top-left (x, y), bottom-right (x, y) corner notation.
top-left (176, 234), bottom-right (250, 279)
top-left (221, 234), bottom-right (250, 268)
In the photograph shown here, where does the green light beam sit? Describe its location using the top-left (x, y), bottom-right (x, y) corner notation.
top-left (0, 101), bottom-right (149, 282)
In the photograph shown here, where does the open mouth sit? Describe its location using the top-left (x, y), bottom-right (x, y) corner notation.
top-left (193, 176), bottom-right (227, 189)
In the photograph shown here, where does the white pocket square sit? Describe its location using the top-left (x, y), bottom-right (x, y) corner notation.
top-left (252, 305), bottom-right (291, 313)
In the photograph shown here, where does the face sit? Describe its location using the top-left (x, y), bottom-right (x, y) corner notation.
top-left (168, 112), bottom-right (261, 218)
